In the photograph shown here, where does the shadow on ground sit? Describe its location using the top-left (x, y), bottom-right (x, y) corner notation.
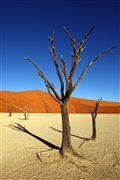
top-left (50, 126), bottom-right (91, 140)
top-left (8, 123), bottom-right (60, 150)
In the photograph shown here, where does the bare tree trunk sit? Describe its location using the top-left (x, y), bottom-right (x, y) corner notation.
top-left (60, 103), bottom-right (73, 157)
top-left (9, 112), bottom-right (12, 117)
top-left (91, 113), bottom-right (96, 140)
top-left (8, 106), bottom-right (13, 117)
top-left (90, 98), bottom-right (101, 141)
top-left (23, 106), bottom-right (31, 120)
top-left (24, 113), bottom-right (27, 120)
top-left (26, 112), bottom-right (30, 120)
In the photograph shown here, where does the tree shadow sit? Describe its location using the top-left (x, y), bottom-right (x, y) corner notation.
top-left (50, 126), bottom-right (91, 140)
top-left (8, 123), bottom-right (60, 150)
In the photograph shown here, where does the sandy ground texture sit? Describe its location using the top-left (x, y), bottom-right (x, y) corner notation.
top-left (0, 113), bottom-right (120, 180)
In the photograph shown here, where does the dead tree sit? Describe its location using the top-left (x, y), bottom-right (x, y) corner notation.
top-left (91, 98), bottom-right (102, 141)
top-left (8, 106), bottom-right (13, 117)
top-left (23, 104), bottom-right (31, 120)
top-left (25, 27), bottom-right (116, 157)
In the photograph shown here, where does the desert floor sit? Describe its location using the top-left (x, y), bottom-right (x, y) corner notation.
top-left (0, 113), bottom-right (120, 180)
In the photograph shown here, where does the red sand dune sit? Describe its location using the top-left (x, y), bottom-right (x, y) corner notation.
top-left (0, 90), bottom-right (120, 113)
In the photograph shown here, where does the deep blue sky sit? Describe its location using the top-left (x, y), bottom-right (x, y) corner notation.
top-left (0, 0), bottom-right (119, 101)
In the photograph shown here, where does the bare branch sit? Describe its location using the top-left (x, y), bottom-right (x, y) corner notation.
top-left (51, 83), bottom-right (55, 89)
top-left (23, 104), bottom-right (32, 120)
top-left (78, 26), bottom-right (94, 55)
top-left (64, 27), bottom-right (94, 90)
top-left (48, 32), bottom-right (64, 98)
top-left (58, 55), bottom-right (69, 91)
top-left (48, 47), bottom-right (53, 57)
top-left (63, 27), bottom-right (78, 83)
top-left (91, 98), bottom-right (102, 140)
top-left (24, 57), bottom-right (43, 73)
top-left (72, 46), bottom-right (116, 91)
top-left (25, 57), bottom-right (61, 104)
top-left (68, 60), bottom-right (78, 82)
top-left (63, 26), bottom-right (76, 52)
top-left (92, 98), bottom-right (102, 118)
top-left (45, 82), bottom-right (62, 104)
top-left (38, 72), bottom-right (62, 104)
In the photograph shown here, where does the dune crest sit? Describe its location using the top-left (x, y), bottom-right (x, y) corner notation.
top-left (0, 90), bottom-right (120, 113)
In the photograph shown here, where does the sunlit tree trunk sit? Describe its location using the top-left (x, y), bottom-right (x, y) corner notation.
top-left (90, 98), bottom-right (102, 141)
top-left (91, 113), bottom-right (97, 140)
top-left (60, 103), bottom-right (73, 157)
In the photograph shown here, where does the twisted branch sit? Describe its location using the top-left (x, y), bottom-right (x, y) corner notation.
top-left (58, 55), bottom-right (69, 91)
top-left (91, 98), bottom-right (102, 119)
top-left (72, 46), bottom-right (116, 92)
top-left (64, 27), bottom-right (78, 84)
top-left (63, 26), bottom-right (76, 53)
top-left (77, 26), bottom-right (94, 55)
top-left (48, 32), bottom-right (64, 98)
top-left (24, 57), bottom-right (62, 104)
